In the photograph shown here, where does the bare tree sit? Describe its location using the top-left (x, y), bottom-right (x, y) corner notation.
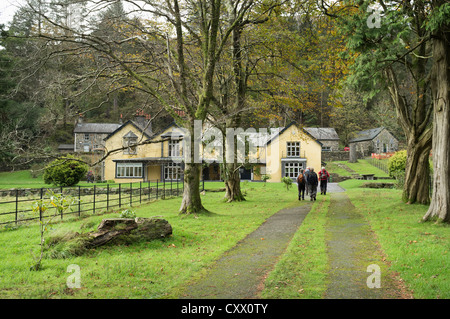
top-left (13, 0), bottom-right (272, 214)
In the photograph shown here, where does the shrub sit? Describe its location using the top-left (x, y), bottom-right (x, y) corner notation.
top-left (388, 150), bottom-right (407, 178)
top-left (119, 208), bottom-right (136, 219)
top-left (43, 155), bottom-right (89, 187)
top-left (281, 177), bottom-right (293, 191)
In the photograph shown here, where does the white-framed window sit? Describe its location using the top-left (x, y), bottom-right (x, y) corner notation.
top-left (116, 163), bottom-right (143, 178)
top-left (164, 163), bottom-right (182, 180)
top-left (169, 140), bottom-right (180, 157)
top-left (286, 141), bottom-right (300, 157)
top-left (322, 146), bottom-right (331, 152)
top-left (84, 134), bottom-right (90, 141)
top-left (284, 162), bottom-right (303, 179)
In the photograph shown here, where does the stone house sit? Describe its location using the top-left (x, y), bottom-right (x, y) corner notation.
top-left (304, 127), bottom-right (340, 151)
top-left (349, 127), bottom-right (398, 156)
top-left (74, 117), bottom-right (122, 153)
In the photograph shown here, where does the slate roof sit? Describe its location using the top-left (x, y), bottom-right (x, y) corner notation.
top-left (265, 122), bottom-right (323, 146)
top-left (74, 123), bottom-right (122, 134)
top-left (349, 127), bottom-right (384, 143)
top-left (104, 120), bottom-right (154, 141)
top-left (304, 127), bottom-right (340, 141)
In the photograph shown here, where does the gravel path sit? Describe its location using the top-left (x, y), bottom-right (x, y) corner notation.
top-left (325, 192), bottom-right (409, 299)
top-left (176, 182), bottom-right (408, 299)
top-left (179, 203), bottom-right (313, 299)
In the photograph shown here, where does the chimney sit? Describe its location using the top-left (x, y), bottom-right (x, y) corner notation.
top-left (134, 109), bottom-right (152, 133)
top-left (77, 113), bottom-right (84, 126)
top-left (119, 113), bottom-right (123, 125)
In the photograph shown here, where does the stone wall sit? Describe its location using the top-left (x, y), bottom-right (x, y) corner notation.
top-left (321, 150), bottom-right (364, 162)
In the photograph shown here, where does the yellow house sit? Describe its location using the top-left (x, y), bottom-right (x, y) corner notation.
top-left (104, 120), bottom-right (185, 183)
top-left (253, 122), bottom-right (323, 182)
top-left (103, 120), bottom-right (322, 183)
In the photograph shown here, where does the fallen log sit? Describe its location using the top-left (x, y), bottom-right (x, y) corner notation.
top-left (45, 217), bottom-right (173, 258)
top-left (86, 217), bottom-right (173, 248)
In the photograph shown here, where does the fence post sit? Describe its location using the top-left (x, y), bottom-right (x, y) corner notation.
top-left (148, 181), bottom-right (151, 200)
top-left (107, 184), bottom-right (110, 211)
top-left (156, 179), bottom-right (159, 200)
top-left (78, 186), bottom-right (81, 217)
top-left (40, 188), bottom-right (43, 222)
top-left (163, 178), bottom-right (165, 199)
top-left (119, 183), bottom-right (122, 208)
top-left (15, 189), bottom-right (18, 226)
top-left (130, 182), bottom-right (132, 207)
top-left (93, 185), bottom-right (96, 214)
top-left (140, 181), bottom-right (142, 204)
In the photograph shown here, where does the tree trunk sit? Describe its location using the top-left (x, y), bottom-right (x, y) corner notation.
top-left (423, 24), bottom-right (450, 223)
top-left (224, 162), bottom-right (245, 202)
top-left (403, 130), bottom-right (432, 204)
top-left (180, 162), bottom-right (206, 214)
top-left (385, 64), bottom-right (433, 206)
top-left (223, 116), bottom-right (245, 202)
top-left (349, 143), bottom-right (357, 163)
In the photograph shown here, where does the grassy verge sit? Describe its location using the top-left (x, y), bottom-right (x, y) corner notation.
top-left (262, 179), bottom-right (448, 299)
top-left (0, 170), bottom-right (118, 189)
top-left (0, 181), bottom-right (300, 299)
top-left (260, 195), bottom-right (330, 299)
top-left (341, 179), bottom-right (450, 299)
top-left (326, 159), bottom-right (390, 177)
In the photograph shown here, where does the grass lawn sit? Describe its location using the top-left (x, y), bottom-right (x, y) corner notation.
top-left (261, 195), bottom-right (329, 298)
top-left (260, 179), bottom-right (449, 299)
top-left (0, 175), bottom-right (448, 299)
top-left (326, 159), bottom-right (390, 177)
top-left (0, 170), bottom-right (117, 189)
top-left (0, 181), bottom-right (301, 299)
top-left (0, 171), bottom-right (47, 189)
top-left (341, 179), bottom-right (449, 298)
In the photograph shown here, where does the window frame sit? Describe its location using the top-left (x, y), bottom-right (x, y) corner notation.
top-left (286, 141), bottom-right (300, 157)
top-left (164, 162), bottom-right (182, 181)
top-left (168, 140), bottom-right (180, 157)
top-left (284, 162), bottom-right (303, 179)
top-left (116, 162), bottom-right (143, 178)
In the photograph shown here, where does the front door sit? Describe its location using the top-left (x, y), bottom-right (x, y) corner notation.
top-left (239, 167), bottom-right (252, 180)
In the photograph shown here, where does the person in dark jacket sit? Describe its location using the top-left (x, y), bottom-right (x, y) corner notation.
top-left (303, 167), bottom-right (310, 196)
top-left (308, 168), bottom-right (319, 201)
top-left (87, 171), bottom-right (94, 183)
top-left (297, 169), bottom-right (306, 200)
top-left (318, 166), bottom-right (330, 195)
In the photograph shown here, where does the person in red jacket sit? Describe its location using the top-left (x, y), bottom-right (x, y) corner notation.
top-left (318, 167), bottom-right (330, 195)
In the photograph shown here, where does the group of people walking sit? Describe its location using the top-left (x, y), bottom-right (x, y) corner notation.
top-left (296, 167), bottom-right (330, 201)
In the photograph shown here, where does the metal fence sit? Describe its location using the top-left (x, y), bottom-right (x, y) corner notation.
top-left (0, 179), bottom-right (204, 227)
top-left (365, 158), bottom-right (389, 174)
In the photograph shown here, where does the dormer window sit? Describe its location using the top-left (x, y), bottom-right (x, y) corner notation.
top-left (123, 131), bottom-right (138, 155)
top-left (169, 140), bottom-right (180, 157)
